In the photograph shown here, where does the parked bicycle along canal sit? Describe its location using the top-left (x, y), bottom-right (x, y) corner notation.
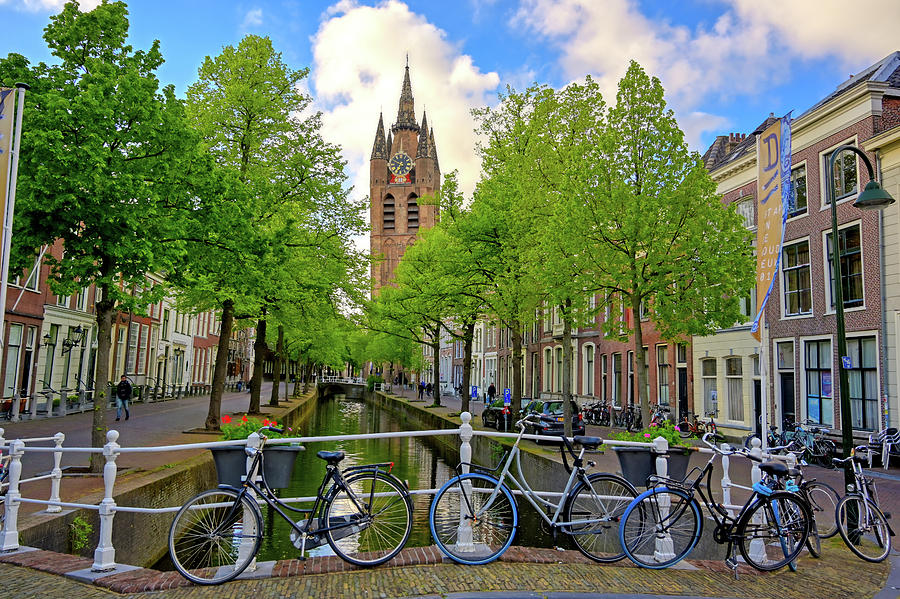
top-left (156, 393), bottom-right (555, 570)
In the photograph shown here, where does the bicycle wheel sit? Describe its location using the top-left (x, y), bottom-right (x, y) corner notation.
top-left (324, 470), bottom-right (412, 566)
top-left (836, 495), bottom-right (892, 563)
top-left (429, 472), bottom-right (517, 565)
top-left (678, 420), bottom-right (693, 439)
top-left (168, 488), bottom-right (262, 585)
top-left (619, 487), bottom-right (702, 569)
top-left (736, 491), bottom-right (810, 571)
top-left (564, 473), bottom-right (638, 563)
top-left (805, 481), bottom-right (840, 539)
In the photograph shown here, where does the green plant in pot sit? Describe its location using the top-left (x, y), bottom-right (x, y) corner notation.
top-left (607, 422), bottom-right (693, 487)
top-left (210, 415), bottom-right (303, 489)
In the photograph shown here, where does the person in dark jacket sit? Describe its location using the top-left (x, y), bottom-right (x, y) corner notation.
top-left (116, 375), bottom-right (132, 421)
top-left (487, 382), bottom-right (497, 403)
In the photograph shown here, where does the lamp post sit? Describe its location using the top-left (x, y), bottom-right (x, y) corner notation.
top-left (826, 144), bottom-right (894, 494)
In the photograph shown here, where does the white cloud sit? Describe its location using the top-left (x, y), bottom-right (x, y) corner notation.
top-left (310, 0), bottom-right (500, 226)
top-left (512, 0), bottom-right (900, 149)
top-left (241, 7), bottom-right (263, 29)
top-left (0, 0), bottom-right (100, 11)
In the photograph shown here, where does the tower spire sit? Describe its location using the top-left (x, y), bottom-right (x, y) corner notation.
top-left (393, 61), bottom-right (418, 131)
top-left (371, 112), bottom-right (386, 159)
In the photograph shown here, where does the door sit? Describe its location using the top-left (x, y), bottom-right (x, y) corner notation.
top-left (677, 367), bottom-right (688, 421)
top-left (779, 372), bottom-right (795, 427)
top-left (753, 379), bottom-right (762, 437)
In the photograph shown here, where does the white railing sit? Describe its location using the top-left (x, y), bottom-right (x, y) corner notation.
top-left (0, 414), bottom-right (792, 574)
top-left (320, 376), bottom-right (364, 385)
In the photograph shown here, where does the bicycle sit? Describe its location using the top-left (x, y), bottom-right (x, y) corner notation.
top-left (618, 433), bottom-right (811, 574)
top-left (832, 447), bottom-right (895, 562)
top-left (168, 425), bottom-right (413, 585)
top-left (678, 411), bottom-right (716, 439)
top-left (429, 414), bottom-right (638, 565)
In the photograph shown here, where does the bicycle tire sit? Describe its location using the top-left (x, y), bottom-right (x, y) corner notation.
top-left (678, 420), bottom-right (693, 439)
top-left (619, 486), bottom-right (702, 569)
top-left (736, 491), bottom-right (810, 571)
top-left (324, 470), bottom-right (413, 566)
top-left (563, 473), bottom-right (638, 563)
top-left (168, 488), bottom-right (262, 585)
top-left (836, 495), bottom-right (892, 563)
top-left (429, 472), bottom-right (517, 565)
top-left (805, 481), bottom-right (840, 539)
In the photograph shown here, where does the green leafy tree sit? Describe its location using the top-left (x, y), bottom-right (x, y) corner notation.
top-left (0, 1), bottom-right (202, 464)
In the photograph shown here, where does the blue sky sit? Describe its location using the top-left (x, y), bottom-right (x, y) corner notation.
top-left (1, 0), bottom-right (898, 200)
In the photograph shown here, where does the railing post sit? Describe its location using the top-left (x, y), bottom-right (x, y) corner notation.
top-left (57, 389), bottom-right (67, 418)
top-left (46, 432), bottom-right (65, 513)
top-left (10, 392), bottom-right (20, 422)
top-left (748, 436), bottom-right (767, 563)
top-left (456, 412), bottom-right (474, 551)
top-left (1, 439), bottom-right (25, 551)
top-left (92, 430), bottom-right (119, 571)
top-left (652, 435), bottom-right (675, 562)
top-left (239, 432), bottom-right (261, 572)
top-left (720, 442), bottom-right (734, 517)
top-left (30, 393), bottom-right (38, 420)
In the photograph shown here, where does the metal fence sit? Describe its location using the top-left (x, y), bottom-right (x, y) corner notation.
top-left (0, 414), bottom-right (792, 575)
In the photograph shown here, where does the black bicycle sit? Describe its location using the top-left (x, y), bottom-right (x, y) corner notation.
top-left (168, 425), bottom-right (413, 585)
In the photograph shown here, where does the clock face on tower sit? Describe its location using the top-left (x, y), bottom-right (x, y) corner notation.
top-left (388, 151), bottom-right (413, 177)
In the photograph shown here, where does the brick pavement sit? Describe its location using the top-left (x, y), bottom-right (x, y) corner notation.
top-left (0, 537), bottom-right (890, 598)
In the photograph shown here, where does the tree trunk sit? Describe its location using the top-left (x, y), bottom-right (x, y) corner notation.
top-left (269, 325), bottom-right (284, 407)
top-left (461, 321), bottom-right (475, 415)
top-left (302, 356), bottom-right (312, 394)
top-left (632, 293), bottom-right (650, 428)
top-left (249, 315), bottom-right (267, 414)
top-left (510, 320), bottom-right (524, 415)
top-left (205, 299), bottom-right (234, 430)
top-left (430, 328), bottom-right (441, 407)
top-left (292, 363), bottom-right (300, 397)
top-left (561, 299), bottom-right (573, 438)
top-left (89, 282), bottom-right (116, 472)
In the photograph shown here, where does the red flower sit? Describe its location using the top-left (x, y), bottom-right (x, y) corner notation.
top-left (222, 415), bottom-right (232, 424)
top-left (242, 415), bottom-right (248, 423)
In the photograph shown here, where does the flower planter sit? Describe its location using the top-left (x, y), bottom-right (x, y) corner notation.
top-left (210, 445), bottom-right (303, 489)
top-left (666, 448), bottom-right (693, 483)
top-left (612, 446), bottom-right (655, 487)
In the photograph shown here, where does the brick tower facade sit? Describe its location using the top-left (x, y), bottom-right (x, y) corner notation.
top-left (370, 63), bottom-right (440, 292)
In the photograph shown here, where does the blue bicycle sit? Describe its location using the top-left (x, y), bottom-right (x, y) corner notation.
top-left (619, 433), bottom-right (811, 574)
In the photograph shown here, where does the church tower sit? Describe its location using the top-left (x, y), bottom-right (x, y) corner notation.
top-left (370, 62), bottom-right (441, 292)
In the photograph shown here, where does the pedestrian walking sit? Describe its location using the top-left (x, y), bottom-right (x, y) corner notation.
top-left (487, 382), bottom-right (496, 403)
top-left (116, 374), bottom-right (132, 421)
top-left (418, 380), bottom-right (425, 400)
top-left (425, 382), bottom-right (433, 397)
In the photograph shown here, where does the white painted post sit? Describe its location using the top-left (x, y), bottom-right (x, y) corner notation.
top-left (92, 430), bottom-right (119, 571)
top-left (652, 435), bottom-right (675, 562)
top-left (30, 392), bottom-right (37, 420)
top-left (46, 432), bottom-right (65, 513)
top-left (239, 432), bottom-right (261, 572)
top-left (10, 392), bottom-right (20, 422)
top-left (748, 436), bottom-right (767, 563)
top-left (456, 412), bottom-right (474, 552)
top-left (57, 389), bottom-right (67, 418)
top-left (0, 438), bottom-right (24, 550)
top-left (720, 442), bottom-right (734, 517)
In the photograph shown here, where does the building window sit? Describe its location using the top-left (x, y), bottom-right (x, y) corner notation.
top-left (3, 324), bottom-right (23, 397)
top-left (555, 347), bottom-right (563, 392)
top-left (407, 197), bottom-right (419, 229)
top-left (783, 240), bottom-right (811, 315)
top-left (847, 336), bottom-right (878, 431)
top-left (777, 341), bottom-right (794, 369)
top-left (701, 359), bottom-right (717, 416)
top-left (676, 343), bottom-right (687, 365)
top-left (805, 339), bottom-right (833, 426)
top-left (115, 327), bottom-right (127, 377)
top-left (826, 224), bottom-right (862, 309)
top-left (826, 151), bottom-right (857, 203)
top-left (627, 351), bottom-right (634, 406)
top-left (138, 324), bottom-right (149, 375)
top-left (612, 353), bottom-right (621, 406)
top-left (75, 287), bottom-right (89, 312)
top-left (725, 357), bottom-right (743, 421)
top-left (544, 349), bottom-right (552, 392)
top-left (600, 354), bottom-right (608, 401)
top-left (42, 324), bottom-right (58, 389)
top-left (657, 345), bottom-right (669, 406)
top-left (584, 345), bottom-right (594, 396)
top-left (642, 347), bottom-right (649, 402)
top-left (383, 196), bottom-right (395, 229)
top-left (789, 164), bottom-right (807, 217)
top-left (736, 199), bottom-right (754, 229)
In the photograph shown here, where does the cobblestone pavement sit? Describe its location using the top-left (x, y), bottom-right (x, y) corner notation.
top-left (0, 537), bottom-right (891, 599)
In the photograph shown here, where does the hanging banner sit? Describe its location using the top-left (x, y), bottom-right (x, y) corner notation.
top-left (751, 114), bottom-right (792, 341)
top-left (0, 88), bottom-right (14, 252)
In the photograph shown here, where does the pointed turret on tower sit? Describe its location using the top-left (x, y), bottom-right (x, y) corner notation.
top-left (371, 113), bottom-right (387, 160)
top-left (393, 63), bottom-right (419, 132)
top-left (429, 128), bottom-right (439, 170)
top-left (416, 111), bottom-right (429, 158)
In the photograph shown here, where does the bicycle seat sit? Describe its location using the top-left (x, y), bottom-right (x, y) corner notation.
top-left (759, 461), bottom-right (789, 477)
top-left (316, 450), bottom-right (345, 465)
top-left (573, 436), bottom-right (602, 449)
top-left (788, 468), bottom-right (802, 477)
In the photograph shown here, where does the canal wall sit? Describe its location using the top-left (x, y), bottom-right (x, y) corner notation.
top-left (18, 388), bottom-right (320, 568)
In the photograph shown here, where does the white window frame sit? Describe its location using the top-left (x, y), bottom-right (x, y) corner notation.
top-left (787, 160), bottom-right (808, 221)
top-left (821, 219), bottom-right (864, 315)
top-left (781, 235), bottom-right (813, 319)
top-left (819, 136), bottom-right (859, 210)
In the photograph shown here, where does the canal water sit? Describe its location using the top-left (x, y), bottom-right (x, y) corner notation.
top-left (157, 394), bottom-right (553, 569)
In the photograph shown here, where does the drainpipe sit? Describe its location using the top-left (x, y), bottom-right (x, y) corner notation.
top-left (877, 151), bottom-right (890, 431)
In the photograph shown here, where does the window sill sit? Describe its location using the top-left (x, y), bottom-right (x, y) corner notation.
top-left (781, 312), bottom-right (815, 320)
top-left (823, 304), bottom-right (866, 316)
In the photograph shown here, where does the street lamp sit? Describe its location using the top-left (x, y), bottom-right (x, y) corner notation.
top-left (61, 325), bottom-right (87, 354)
top-left (827, 144), bottom-right (894, 494)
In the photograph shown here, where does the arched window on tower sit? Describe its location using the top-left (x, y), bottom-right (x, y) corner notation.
top-left (383, 195), bottom-right (395, 230)
top-left (407, 194), bottom-right (419, 230)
